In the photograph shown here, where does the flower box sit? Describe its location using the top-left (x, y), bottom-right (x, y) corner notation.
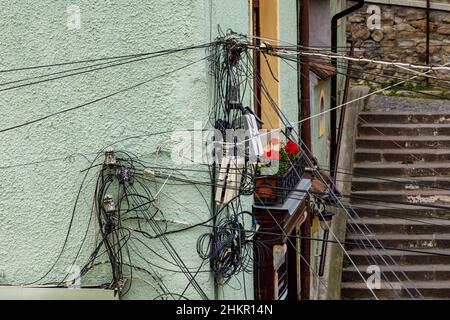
top-left (254, 155), bottom-right (306, 206)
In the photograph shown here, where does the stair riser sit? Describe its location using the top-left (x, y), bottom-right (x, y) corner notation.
top-left (356, 139), bottom-right (450, 149)
top-left (342, 270), bottom-right (450, 282)
top-left (350, 193), bottom-right (450, 205)
top-left (346, 238), bottom-right (450, 249)
top-left (348, 208), bottom-right (450, 219)
top-left (358, 127), bottom-right (450, 136)
top-left (342, 288), bottom-right (448, 299)
top-left (359, 114), bottom-right (450, 124)
top-left (350, 254), bottom-right (450, 265)
top-left (352, 180), bottom-right (450, 191)
top-left (348, 223), bottom-right (450, 235)
top-left (344, 109), bottom-right (450, 300)
top-left (353, 167), bottom-right (450, 177)
top-left (355, 152), bottom-right (450, 163)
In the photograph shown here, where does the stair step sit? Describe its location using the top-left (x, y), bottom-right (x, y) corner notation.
top-left (352, 176), bottom-right (450, 191)
top-left (359, 112), bottom-right (450, 124)
top-left (347, 248), bottom-right (450, 265)
top-left (353, 162), bottom-right (450, 176)
top-left (348, 218), bottom-right (450, 234)
top-left (347, 202), bottom-right (450, 219)
top-left (352, 297), bottom-right (448, 300)
top-left (346, 233), bottom-right (450, 249)
top-left (366, 95), bottom-right (450, 113)
top-left (341, 280), bottom-right (450, 299)
top-left (355, 148), bottom-right (450, 163)
top-left (345, 103), bottom-right (450, 299)
top-left (356, 135), bottom-right (450, 149)
top-left (342, 265), bottom-right (450, 282)
top-left (350, 190), bottom-right (450, 205)
top-left (359, 123), bottom-right (450, 136)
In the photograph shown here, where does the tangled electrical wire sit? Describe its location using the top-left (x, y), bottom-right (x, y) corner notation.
top-left (66, 148), bottom-right (215, 300)
top-left (77, 148), bottom-right (167, 294)
top-left (197, 211), bottom-right (254, 284)
top-left (10, 32), bottom-right (450, 300)
top-left (203, 31), bottom-right (272, 285)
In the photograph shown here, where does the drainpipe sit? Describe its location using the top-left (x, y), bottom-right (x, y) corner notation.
top-left (299, 0), bottom-right (311, 151)
top-left (426, 0), bottom-right (430, 86)
top-left (298, 0), bottom-right (312, 300)
top-left (330, 0), bottom-right (364, 179)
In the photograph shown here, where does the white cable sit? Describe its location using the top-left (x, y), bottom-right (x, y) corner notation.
top-left (244, 33), bottom-right (450, 72)
top-left (154, 170), bottom-right (173, 200)
top-left (252, 58), bottom-right (426, 298)
top-left (278, 50), bottom-right (450, 72)
top-left (257, 85), bottom-right (379, 299)
top-left (220, 61), bottom-right (450, 148)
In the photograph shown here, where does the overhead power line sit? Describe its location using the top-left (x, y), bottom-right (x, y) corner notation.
top-left (0, 43), bottom-right (214, 74)
top-left (0, 56), bottom-right (209, 134)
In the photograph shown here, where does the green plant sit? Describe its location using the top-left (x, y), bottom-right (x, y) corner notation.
top-left (342, 255), bottom-right (352, 268)
top-left (263, 139), bottom-right (301, 176)
top-left (277, 148), bottom-right (300, 176)
top-left (362, 104), bottom-right (372, 112)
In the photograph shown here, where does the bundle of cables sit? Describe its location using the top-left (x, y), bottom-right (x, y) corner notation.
top-left (197, 211), bottom-right (254, 284)
top-left (77, 148), bottom-right (174, 295)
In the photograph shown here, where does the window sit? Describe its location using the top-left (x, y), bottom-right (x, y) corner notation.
top-left (319, 90), bottom-right (326, 137)
top-left (273, 244), bottom-right (288, 300)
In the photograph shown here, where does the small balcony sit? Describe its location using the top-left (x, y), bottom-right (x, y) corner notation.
top-left (254, 154), bottom-right (308, 206)
top-left (252, 157), bottom-right (311, 300)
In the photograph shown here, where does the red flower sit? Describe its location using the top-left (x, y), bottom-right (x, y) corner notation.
top-left (264, 150), bottom-right (282, 160)
top-left (283, 140), bottom-right (300, 155)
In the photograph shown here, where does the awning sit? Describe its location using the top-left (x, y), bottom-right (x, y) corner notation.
top-left (310, 61), bottom-right (337, 81)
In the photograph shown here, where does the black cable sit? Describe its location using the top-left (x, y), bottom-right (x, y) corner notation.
top-left (0, 56), bottom-right (210, 134)
top-left (0, 43), bottom-right (214, 74)
top-left (0, 44), bottom-right (214, 93)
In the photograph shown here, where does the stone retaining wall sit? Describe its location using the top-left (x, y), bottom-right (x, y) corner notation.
top-left (346, 4), bottom-right (450, 88)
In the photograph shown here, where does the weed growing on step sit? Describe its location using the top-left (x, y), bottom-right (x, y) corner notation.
top-left (342, 255), bottom-right (353, 268)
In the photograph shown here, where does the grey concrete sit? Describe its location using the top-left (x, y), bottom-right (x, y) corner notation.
top-left (343, 94), bottom-right (450, 299)
top-left (368, 95), bottom-right (450, 113)
top-left (318, 86), bottom-right (370, 300)
top-left (252, 178), bottom-right (311, 214)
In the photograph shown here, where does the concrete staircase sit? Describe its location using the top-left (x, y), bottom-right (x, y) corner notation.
top-left (341, 97), bottom-right (450, 300)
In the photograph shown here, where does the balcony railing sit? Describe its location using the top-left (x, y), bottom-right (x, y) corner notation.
top-left (254, 155), bottom-right (307, 206)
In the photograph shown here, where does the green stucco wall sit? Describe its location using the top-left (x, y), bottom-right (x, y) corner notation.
top-left (0, 0), bottom-right (340, 301)
top-left (0, 0), bottom-right (253, 300)
top-left (312, 80), bottom-right (332, 168)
